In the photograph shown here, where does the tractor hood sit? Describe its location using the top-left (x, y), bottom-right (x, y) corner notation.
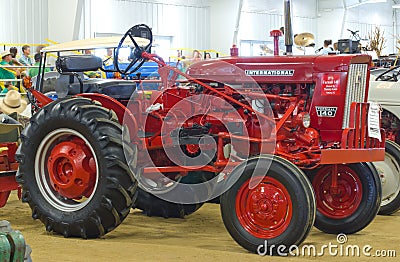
top-left (186, 54), bottom-right (371, 83)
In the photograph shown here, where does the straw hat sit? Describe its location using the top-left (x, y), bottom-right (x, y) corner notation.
top-left (1, 50), bottom-right (12, 59)
top-left (0, 90), bottom-right (28, 114)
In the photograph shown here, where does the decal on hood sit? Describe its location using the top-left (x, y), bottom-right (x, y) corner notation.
top-left (245, 70), bottom-right (295, 76)
top-left (316, 106), bottom-right (338, 117)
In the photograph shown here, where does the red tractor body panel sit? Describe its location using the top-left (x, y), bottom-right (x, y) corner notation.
top-left (187, 54), bottom-right (372, 143)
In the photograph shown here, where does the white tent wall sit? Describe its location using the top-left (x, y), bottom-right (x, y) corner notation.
top-left (210, 0), bottom-right (317, 55)
top-left (1, 0), bottom-right (211, 57)
top-left (394, 9), bottom-right (400, 53)
top-left (345, 3), bottom-right (397, 55)
top-left (90, 0), bottom-right (210, 57)
top-left (209, 0), bottom-right (240, 55)
top-left (318, 0), bottom-right (398, 55)
top-left (316, 7), bottom-right (345, 51)
top-left (0, 0), bottom-right (49, 51)
top-left (48, 0), bottom-right (80, 43)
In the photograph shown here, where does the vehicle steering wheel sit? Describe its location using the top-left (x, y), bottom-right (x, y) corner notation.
top-left (375, 65), bottom-right (400, 81)
top-left (114, 24), bottom-right (153, 75)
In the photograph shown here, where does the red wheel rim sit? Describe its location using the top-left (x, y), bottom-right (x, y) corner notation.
top-left (235, 176), bottom-right (292, 238)
top-left (313, 165), bottom-right (363, 219)
top-left (47, 137), bottom-right (96, 199)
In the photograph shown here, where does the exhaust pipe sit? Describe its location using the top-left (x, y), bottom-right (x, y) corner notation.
top-left (284, 0), bottom-right (293, 55)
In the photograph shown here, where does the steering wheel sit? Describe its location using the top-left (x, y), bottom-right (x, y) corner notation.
top-left (375, 65), bottom-right (400, 81)
top-left (114, 24), bottom-right (153, 75)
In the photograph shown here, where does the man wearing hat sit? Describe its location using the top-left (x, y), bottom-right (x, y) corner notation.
top-left (0, 50), bottom-right (21, 91)
top-left (0, 89), bottom-right (29, 128)
top-left (0, 90), bottom-right (27, 114)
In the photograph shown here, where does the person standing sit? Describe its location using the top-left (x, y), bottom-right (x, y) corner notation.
top-left (18, 45), bottom-right (34, 66)
top-left (321, 40), bottom-right (334, 55)
top-left (9, 47), bottom-right (17, 59)
top-left (204, 52), bottom-right (212, 59)
top-left (9, 47), bottom-right (23, 66)
top-left (0, 51), bottom-right (22, 92)
top-left (29, 53), bottom-right (50, 77)
top-left (36, 44), bottom-right (46, 54)
top-left (1, 51), bottom-right (20, 79)
top-left (192, 50), bottom-right (202, 62)
top-left (181, 50), bottom-right (202, 72)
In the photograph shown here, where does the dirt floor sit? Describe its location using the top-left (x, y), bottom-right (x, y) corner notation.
top-left (1, 191), bottom-right (399, 261)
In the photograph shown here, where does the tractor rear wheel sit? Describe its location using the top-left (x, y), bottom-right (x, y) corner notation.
top-left (309, 163), bottom-right (381, 234)
top-left (134, 171), bottom-right (214, 218)
top-left (375, 140), bottom-right (400, 215)
top-left (16, 97), bottom-right (137, 238)
top-left (220, 155), bottom-right (315, 254)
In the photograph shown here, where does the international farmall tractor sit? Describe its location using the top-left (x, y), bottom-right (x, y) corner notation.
top-left (16, 21), bottom-right (385, 254)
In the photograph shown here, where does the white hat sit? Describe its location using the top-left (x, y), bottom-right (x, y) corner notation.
top-left (0, 90), bottom-right (28, 114)
top-left (1, 50), bottom-right (12, 58)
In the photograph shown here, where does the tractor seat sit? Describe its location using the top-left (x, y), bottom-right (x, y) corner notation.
top-left (54, 55), bottom-right (137, 100)
top-left (67, 79), bottom-right (137, 100)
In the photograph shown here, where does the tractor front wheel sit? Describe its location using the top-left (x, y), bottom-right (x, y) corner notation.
top-left (16, 97), bottom-right (137, 238)
top-left (309, 163), bottom-right (381, 234)
top-left (220, 155), bottom-right (315, 254)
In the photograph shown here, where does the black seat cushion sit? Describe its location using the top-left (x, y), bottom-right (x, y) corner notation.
top-left (67, 79), bottom-right (137, 100)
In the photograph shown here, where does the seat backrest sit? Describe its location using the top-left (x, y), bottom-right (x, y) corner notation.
top-left (56, 55), bottom-right (102, 72)
top-left (54, 71), bottom-right (88, 98)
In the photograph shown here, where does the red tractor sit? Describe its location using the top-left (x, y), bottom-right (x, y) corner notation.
top-left (16, 23), bottom-right (384, 254)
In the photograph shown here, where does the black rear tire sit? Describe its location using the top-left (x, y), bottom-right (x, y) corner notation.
top-left (220, 155), bottom-right (315, 254)
top-left (308, 163), bottom-right (381, 234)
top-left (376, 140), bottom-right (400, 215)
top-left (134, 171), bottom-right (214, 218)
top-left (16, 97), bottom-right (137, 238)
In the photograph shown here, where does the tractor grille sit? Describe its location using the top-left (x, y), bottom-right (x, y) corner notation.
top-left (342, 63), bottom-right (368, 129)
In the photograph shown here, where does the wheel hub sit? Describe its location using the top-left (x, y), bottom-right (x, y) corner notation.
top-left (183, 144), bottom-right (201, 157)
top-left (47, 137), bottom-right (96, 199)
top-left (313, 165), bottom-right (362, 219)
top-left (375, 166), bottom-right (386, 186)
top-left (236, 177), bottom-right (292, 238)
top-left (248, 186), bottom-right (288, 229)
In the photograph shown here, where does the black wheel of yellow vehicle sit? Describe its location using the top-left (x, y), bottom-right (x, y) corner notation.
top-left (16, 97), bottom-right (137, 238)
top-left (220, 155), bottom-right (315, 254)
top-left (375, 140), bottom-right (400, 215)
top-left (308, 163), bottom-right (381, 234)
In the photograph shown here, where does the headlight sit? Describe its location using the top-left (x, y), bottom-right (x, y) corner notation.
top-left (296, 112), bottom-right (311, 128)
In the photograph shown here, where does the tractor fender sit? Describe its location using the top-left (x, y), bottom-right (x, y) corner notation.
top-left (77, 93), bottom-right (138, 142)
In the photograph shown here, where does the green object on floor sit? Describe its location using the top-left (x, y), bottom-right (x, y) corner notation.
top-left (7, 231), bottom-right (26, 262)
top-left (0, 221), bottom-right (29, 262)
top-left (0, 233), bottom-right (11, 262)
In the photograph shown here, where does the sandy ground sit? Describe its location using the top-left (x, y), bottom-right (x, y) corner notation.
top-left (1, 191), bottom-right (399, 262)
